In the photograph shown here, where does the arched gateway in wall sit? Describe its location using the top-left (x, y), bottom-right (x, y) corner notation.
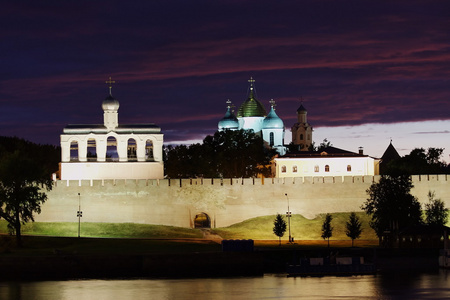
top-left (59, 79), bottom-right (164, 180)
top-left (194, 213), bottom-right (211, 228)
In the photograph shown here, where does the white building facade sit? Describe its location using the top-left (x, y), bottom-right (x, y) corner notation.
top-left (274, 147), bottom-right (380, 178)
top-left (60, 81), bottom-right (164, 180)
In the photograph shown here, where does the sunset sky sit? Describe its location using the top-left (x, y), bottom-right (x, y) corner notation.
top-left (1, 1), bottom-right (449, 162)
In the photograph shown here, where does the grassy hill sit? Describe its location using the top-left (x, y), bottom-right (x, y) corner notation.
top-left (0, 212), bottom-right (377, 241)
top-left (214, 212), bottom-right (377, 240)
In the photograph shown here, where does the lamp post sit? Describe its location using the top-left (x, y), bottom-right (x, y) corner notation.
top-left (77, 193), bottom-right (82, 238)
top-left (285, 193), bottom-right (291, 243)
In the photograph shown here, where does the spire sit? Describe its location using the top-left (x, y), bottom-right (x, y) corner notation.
top-left (297, 96), bottom-right (307, 112)
top-left (248, 77), bottom-right (256, 99)
top-left (381, 140), bottom-right (401, 164)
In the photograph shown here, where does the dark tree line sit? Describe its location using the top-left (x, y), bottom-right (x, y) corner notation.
top-left (383, 147), bottom-right (448, 176)
top-left (165, 130), bottom-right (277, 178)
top-left (362, 175), bottom-right (448, 246)
top-left (0, 136), bottom-right (60, 175)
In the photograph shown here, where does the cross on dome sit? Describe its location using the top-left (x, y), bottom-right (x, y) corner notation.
top-left (248, 77), bottom-right (255, 89)
top-left (269, 99), bottom-right (276, 109)
top-left (105, 77), bottom-right (116, 95)
top-left (226, 99), bottom-right (236, 112)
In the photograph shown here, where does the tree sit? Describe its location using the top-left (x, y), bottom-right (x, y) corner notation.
top-left (362, 175), bottom-right (422, 244)
top-left (0, 136), bottom-right (60, 175)
top-left (273, 213), bottom-right (287, 246)
top-left (424, 191), bottom-right (449, 226)
top-left (0, 151), bottom-right (53, 246)
top-left (165, 129), bottom-right (277, 178)
top-left (307, 138), bottom-right (333, 152)
top-left (164, 144), bottom-right (215, 178)
top-left (321, 213), bottom-right (333, 247)
top-left (346, 212), bottom-right (363, 247)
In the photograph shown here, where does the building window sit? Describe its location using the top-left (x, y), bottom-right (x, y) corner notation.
top-left (70, 141), bottom-right (79, 161)
top-left (87, 138), bottom-right (97, 162)
top-left (347, 165), bottom-right (352, 172)
top-left (314, 165), bottom-right (319, 172)
top-left (106, 136), bottom-right (119, 162)
top-left (145, 140), bottom-right (154, 161)
top-left (270, 132), bottom-right (274, 146)
top-left (281, 165), bottom-right (286, 173)
top-left (293, 165), bottom-right (298, 173)
top-left (300, 134), bottom-right (304, 140)
top-left (127, 138), bottom-right (137, 161)
top-left (325, 165), bottom-right (330, 172)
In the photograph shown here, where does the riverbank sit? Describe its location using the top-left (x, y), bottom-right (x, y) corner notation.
top-left (0, 236), bottom-right (441, 280)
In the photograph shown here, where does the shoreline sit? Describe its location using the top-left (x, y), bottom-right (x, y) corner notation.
top-left (0, 248), bottom-right (441, 281)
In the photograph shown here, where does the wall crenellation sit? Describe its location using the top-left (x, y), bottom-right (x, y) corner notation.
top-left (54, 174), bottom-right (448, 188)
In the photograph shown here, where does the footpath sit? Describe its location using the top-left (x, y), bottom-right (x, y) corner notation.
top-left (200, 229), bottom-right (223, 244)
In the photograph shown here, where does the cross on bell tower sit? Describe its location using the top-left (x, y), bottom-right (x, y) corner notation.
top-left (105, 77), bottom-right (115, 95)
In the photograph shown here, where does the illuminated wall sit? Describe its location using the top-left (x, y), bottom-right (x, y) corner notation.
top-left (36, 174), bottom-right (450, 228)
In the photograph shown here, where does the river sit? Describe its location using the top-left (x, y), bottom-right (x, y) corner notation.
top-left (1, 271), bottom-right (449, 299)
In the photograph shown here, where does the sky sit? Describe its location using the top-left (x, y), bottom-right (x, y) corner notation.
top-left (1, 1), bottom-right (449, 162)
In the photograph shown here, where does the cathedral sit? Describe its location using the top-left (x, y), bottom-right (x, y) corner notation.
top-left (218, 78), bottom-right (286, 155)
top-left (217, 78), bottom-right (380, 178)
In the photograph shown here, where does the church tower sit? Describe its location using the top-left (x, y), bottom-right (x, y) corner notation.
top-left (291, 103), bottom-right (313, 151)
top-left (102, 77), bottom-right (120, 131)
top-left (60, 77), bottom-right (164, 180)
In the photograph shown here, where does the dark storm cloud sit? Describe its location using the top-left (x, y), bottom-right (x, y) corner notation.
top-left (1, 0), bottom-right (449, 145)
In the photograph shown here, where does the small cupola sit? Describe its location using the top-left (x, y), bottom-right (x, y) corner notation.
top-left (263, 99), bottom-right (284, 129)
top-left (102, 77), bottom-right (119, 131)
top-left (218, 100), bottom-right (239, 130)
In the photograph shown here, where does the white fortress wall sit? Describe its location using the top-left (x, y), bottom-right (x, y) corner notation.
top-left (35, 175), bottom-right (450, 228)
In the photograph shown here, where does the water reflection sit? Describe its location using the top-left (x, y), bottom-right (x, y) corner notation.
top-left (1, 271), bottom-right (449, 299)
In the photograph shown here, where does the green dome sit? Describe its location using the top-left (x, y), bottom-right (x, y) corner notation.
top-left (237, 85), bottom-right (267, 117)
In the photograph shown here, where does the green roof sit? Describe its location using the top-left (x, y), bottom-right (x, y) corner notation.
top-left (237, 87), bottom-right (267, 117)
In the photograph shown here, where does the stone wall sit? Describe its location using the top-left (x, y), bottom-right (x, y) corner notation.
top-left (35, 174), bottom-right (450, 228)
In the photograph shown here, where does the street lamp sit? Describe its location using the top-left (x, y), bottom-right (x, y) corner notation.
top-left (77, 193), bottom-right (82, 238)
top-left (285, 193), bottom-right (291, 243)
